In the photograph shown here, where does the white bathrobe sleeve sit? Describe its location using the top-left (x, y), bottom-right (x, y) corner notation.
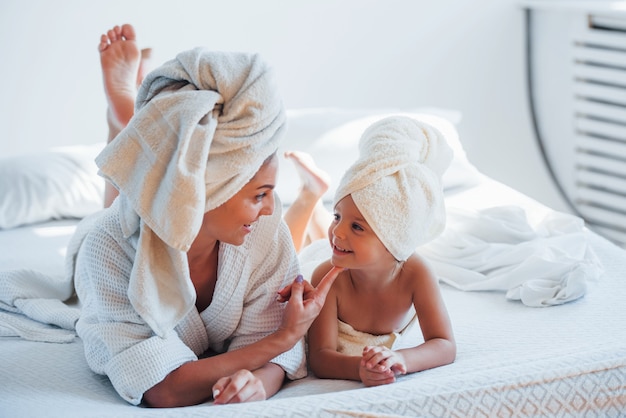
top-left (74, 209), bottom-right (204, 405)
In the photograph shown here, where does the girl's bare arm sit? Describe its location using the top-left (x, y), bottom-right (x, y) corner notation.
top-left (393, 258), bottom-right (456, 374)
top-left (307, 263), bottom-right (363, 381)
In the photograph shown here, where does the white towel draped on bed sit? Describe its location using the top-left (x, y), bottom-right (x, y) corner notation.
top-left (0, 210), bottom-right (103, 342)
top-left (0, 216), bottom-right (92, 343)
top-left (0, 270), bottom-right (77, 343)
top-left (420, 205), bottom-right (603, 307)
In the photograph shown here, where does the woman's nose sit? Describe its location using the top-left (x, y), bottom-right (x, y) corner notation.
top-left (260, 192), bottom-right (275, 216)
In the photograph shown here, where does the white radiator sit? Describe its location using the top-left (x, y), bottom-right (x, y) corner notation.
top-left (525, 2), bottom-right (626, 248)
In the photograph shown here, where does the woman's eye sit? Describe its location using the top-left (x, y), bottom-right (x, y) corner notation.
top-left (255, 193), bottom-right (267, 201)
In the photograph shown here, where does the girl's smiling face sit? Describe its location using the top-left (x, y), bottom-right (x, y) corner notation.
top-left (201, 154), bottom-right (278, 246)
top-left (328, 195), bottom-right (394, 269)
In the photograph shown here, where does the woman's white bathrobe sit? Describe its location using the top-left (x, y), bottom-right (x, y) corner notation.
top-left (74, 199), bottom-right (306, 405)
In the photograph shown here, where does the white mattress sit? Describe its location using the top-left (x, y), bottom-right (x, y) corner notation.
top-left (1, 179), bottom-right (626, 417)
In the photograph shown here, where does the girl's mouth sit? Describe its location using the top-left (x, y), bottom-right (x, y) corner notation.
top-left (333, 244), bottom-right (352, 254)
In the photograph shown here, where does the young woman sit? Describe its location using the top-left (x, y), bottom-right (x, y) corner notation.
top-left (75, 24), bottom-right (341, 408)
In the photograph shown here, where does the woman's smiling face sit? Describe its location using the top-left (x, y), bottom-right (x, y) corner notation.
top-left (201, 154), bottom-right (278, 246)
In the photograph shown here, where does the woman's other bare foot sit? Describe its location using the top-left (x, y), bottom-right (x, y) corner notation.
top-left (283, 151), bottom-right (332, 251)
top-left (100, 24), bottom-right (152, 208)
top-left (284, 151), bottom-right (331, 201)
top-left (99, 24), bottom-right (141, 133)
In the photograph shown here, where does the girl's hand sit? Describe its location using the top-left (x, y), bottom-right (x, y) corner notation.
top-left (212, 369), bottom-right (266, 405)
top-left (278, 267), bottom-right (344, 341)
top-left (359, 346), bottom-right (407, 386)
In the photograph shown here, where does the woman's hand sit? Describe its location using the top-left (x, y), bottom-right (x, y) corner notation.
top-left (359, 346), bottom-right (407, 387)
top-left (212, 369), bottom-right (266, 405)
top-left (277, 266), bottom-right (344, 341)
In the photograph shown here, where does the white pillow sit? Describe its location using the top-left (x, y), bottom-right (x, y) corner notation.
top-left (0, 143), bottom-right (105, 229)
top-left (275, 108), bottom-right (483, 205)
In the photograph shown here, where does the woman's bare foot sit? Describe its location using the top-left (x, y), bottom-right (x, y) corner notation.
top-left (284, 151), bottom-right (331, 200)
top-left (99, 24), bottom-right (141, 133)
top-left (99, 24), bottom-right (153, 208)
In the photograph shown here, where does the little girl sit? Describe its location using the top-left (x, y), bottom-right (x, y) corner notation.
top-left (294, 116), bottom-right (457, 386)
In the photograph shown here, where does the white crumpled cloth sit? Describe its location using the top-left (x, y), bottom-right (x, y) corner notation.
top-left (419, 206), bottom-right (603, 307)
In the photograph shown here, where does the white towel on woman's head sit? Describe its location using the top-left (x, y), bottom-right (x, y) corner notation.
top-left (95, 48), bottom-right (286, 337)
top-left (333, 116), bottom-right (453, 261)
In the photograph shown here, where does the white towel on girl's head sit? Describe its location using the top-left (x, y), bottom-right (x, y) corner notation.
top-left (333, 116), bottom-right (453, 261)
top-left (94, 48), bottom-right (286, 337)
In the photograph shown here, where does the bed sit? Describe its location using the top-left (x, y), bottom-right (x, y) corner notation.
top-left (1, 108), bottom-right (625, 417)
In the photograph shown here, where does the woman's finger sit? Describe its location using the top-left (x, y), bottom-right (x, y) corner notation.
top-left (213, 370), bottom-right (257, 405)
top-left (212, 376), bottom-right (231, 404)
top-left (312, 266), bottom-right (344, 300)
top-left (276, 283), bottom-right (293, 303)
top-left (287, 274), bottom-right (305, 304)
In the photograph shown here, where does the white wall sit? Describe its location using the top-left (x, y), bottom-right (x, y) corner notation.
top-left (0, 0), bottom-right (569, 212)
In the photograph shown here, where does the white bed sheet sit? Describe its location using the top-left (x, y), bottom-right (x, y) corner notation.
top-left (1, 178), bottom-right (626, 417)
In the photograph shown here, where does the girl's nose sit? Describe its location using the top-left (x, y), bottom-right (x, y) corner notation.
top-left (330, 220), bottom-right (346, 239)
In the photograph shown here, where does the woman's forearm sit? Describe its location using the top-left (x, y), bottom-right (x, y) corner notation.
top-left (143, 329), bottom-right (298, 407)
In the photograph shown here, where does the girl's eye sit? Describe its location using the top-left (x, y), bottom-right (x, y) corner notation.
top-left (333, 213), bottom-right (340, 222)
top-left (352, 223), bottom-right (364, 231)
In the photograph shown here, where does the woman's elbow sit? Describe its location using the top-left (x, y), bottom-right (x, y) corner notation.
top-left (142, 383), bottom-right (196, 408)
top-left (142, 387), bottom-right (177, 408)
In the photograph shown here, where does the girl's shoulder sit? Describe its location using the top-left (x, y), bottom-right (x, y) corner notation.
top-left (400, 253), bottom-right (437, 287)
top-left (402, 252), bottom-right (430, 271)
